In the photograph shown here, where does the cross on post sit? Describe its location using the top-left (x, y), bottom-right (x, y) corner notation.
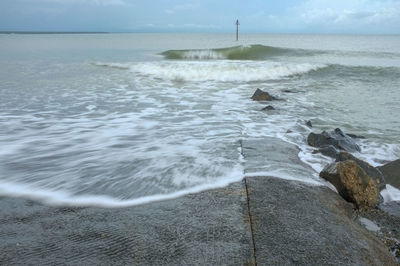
top-left (235, 19), bottom-right (240, 41)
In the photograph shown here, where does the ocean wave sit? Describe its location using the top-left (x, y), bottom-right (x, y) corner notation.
top-left (161, 45), bottom-right (321, 60)
top-left (93, 62), bottom-right (131, 70)
top-left (127, 61), bottom-right (327, 82)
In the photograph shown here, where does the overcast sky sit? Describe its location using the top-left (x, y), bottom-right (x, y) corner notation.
top-left (1, 0), bottom-right (399, 34)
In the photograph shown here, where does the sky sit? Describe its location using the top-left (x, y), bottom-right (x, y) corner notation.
top-left (0, 0), bottom-right (399, 34)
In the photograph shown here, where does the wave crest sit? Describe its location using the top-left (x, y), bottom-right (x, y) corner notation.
top-left (161, 45), bottom-right (319, 60)
top-left (128, 61), bottom-right (327, 82)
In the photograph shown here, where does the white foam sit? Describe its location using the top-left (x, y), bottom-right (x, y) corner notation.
top-left (381, 184), bottom-right (400, 203)
top-left (94, 61), bottom-right (326, 82)
top-left (245, 171), bottom-right (323, 186)
top-left (359, 217), bottom-right (381, 233)
top-left (86, 105), bottom-right (96, 111)
top-left (131, 61), bottom-right (326, 82)
top-left (0, 170), bottom-right (243, 208)
top-left (180, 50), bottom-right (226, 60)
top-left (357, 140), bottom-right (400, 167)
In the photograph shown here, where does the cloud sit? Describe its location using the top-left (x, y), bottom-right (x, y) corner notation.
top-left (165, 3), bottom-right (198, 14)
top-left (23, 0), bottom-right (126, 5)
top-left (295, 0), bottom-right (400, 24)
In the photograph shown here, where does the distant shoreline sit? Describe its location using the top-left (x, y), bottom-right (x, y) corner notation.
top-left (0, 31), bottom-right (110, 34)
top-left (1, 31), bottom-right (399, 36)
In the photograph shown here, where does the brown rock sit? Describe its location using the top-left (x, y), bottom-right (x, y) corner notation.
top-left (336, 151), bottom-right (386, 191)
top-left (320, 160), bottom-right (379, 210)
top-left (251, 88), bottom-right (276, 101)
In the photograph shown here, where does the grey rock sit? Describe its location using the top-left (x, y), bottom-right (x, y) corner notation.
top-left (361, 201), bottom-right (400, 263)
top-left (378, 159), bottom-right (400, 190)
top-left (307, 128), bottom-right (361, 152)
top-left (347, 133), bottom-right (366, 139)
top-left (261, 105), bottom-right (275, 111)
top-left (319, 145), bottom-right (339, 158)
top-left (282, 89), bottom-right (296, 93)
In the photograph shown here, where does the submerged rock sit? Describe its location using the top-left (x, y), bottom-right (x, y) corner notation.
top-left (251, 88), bottom-right (276, 101)
top-left (307, 128), bottom-right (361, 153)
top-left (305, 120), bottom-right (312, 128)
top-left (336, 152), bottom-right (386, 191)
top-left (261, 105), bottom-right (275, 111)
top-left (346, 133), bottom-right (366, 139)
top-left (320, 160), bottom-right (380, 210)
top-left (378, 159), bottom-right (400, 190)
top-left (282, 89), bottom-right (296, 93)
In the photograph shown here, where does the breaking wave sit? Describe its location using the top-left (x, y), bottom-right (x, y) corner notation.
top-left (95, 61), bottom-right (327, 82)
top-left (161, 45), bottom-right (322, 60)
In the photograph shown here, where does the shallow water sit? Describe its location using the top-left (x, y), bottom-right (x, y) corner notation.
top-left (0, 33), bottom-right (399, 206)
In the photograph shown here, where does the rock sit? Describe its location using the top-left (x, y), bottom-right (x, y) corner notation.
top-left (336, 152), bottom-right (386, 191)
top-left (378, 159), bottom-right (400, 190)
top-left (305, 120), bottom-right (312, 128)
top-left (307, 128), bottom-right (361, 152)
top-left (319, 145), bottom-right (340, 158)
top-left (286, 129), bottom-right (293, 134)
top-left (261, 105), bottom-right (275, 111)
top-left (282, 89), bottom-right (295, 93)
top-left (347, 133), bottom-right (366, 139)
top-left (361, 201), bottom-right (400, 263)
top-left (251, 88), bottom-right (276, 101)
top-left (320, 160), bottom-right (380, 209)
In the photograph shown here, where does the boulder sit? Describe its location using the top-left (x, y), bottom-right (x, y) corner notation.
top-left (317, 145), bottom-right (339, 159)
top-left (336, 152), bottom-right (386, 191)
top-left (261, 105), bottom-right (275, 111)
top-left (251, 88), bottom-right (276, 101)
top-left (320, 160), bottom-right (380, 209)
top-left (307, 128), bottom-right (361, 152)
top-left (378, 159), bottom-right (400, 190)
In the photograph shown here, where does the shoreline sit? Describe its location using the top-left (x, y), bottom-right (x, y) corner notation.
top-left (1, 137), bottom-right (399, 265)
top-left (1, 175), bottom-right (397, 265)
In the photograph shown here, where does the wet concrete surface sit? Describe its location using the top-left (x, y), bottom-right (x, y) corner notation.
top-left (0, 181), bottom-right (254, 265)
top-left (0, 137), bottom-right (397, 265)
top-left (245, 176), bottom-right (396, 265)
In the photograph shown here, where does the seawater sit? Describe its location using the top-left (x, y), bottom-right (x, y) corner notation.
top-left (0, 33), bottom-right (399, 206)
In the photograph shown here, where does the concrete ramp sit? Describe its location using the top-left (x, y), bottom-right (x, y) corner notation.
top-left (0, 137), bottom-right (397, 265)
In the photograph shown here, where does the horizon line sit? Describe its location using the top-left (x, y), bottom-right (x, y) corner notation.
top-left (1, 30), bottom-right (399, 36)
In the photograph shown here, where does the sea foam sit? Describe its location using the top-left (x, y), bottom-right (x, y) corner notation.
top-left (93, 61), bottom-right (326, 82)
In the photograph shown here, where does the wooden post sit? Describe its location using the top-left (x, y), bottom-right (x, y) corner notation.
top-left (236, 19), bottom-right (240, 41)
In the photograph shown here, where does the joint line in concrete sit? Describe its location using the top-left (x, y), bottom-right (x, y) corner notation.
top-left (240, 139), bottom-right (257, 265)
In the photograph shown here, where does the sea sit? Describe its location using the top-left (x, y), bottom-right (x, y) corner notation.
top-left (0, 33), bottom-right (399, 207)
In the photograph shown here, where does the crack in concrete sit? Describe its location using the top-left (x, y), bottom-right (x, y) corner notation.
top-left (244, 177), bottom-right (258, 266)
top-left (239, 139), bottom-right (257, 266)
